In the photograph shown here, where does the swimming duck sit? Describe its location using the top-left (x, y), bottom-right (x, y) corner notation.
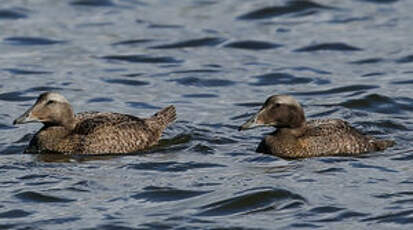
top-left (239, 95), bottom-right (394, 159)
top-left (13, 92), bottom-right (176, 155)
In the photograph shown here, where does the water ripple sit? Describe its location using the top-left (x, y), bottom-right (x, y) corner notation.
top-left (151, 37), bottom-right (225, 49)
top-left (349, 58), bottom-right (385, 65)
top-left (87, 97), bottom-right (114, 103)
top-left (238, 0), bottom-right (333, 20)
top-left (360, 0), bottom-right (399, 4)
top-left (392, 79), bottom-right (413, 85)
top-left (111, 39), bottom-right (154, 46)
top-left (170, 77), bottom-right (235, 87)
top-left (361, 210), bottom-right (413, 224)
top-left (101, 55), bottom-right (183, 64)
top-left (70, 0), bottom-right (115, 7)
top-left (293, 84), bottom-right (379, 96)
top-left (197, 188), bottom-right (306, 216)
top-left (126, 102), bottom-right (160, 110)
top-left (395, 54), bottom-right (413, 64)
top-left (224, 40), bottom-right (282, 50)
top-left (249, 72), bottom-right (312, 86)
top-left (183, 94), bottom-right (218, 98)
top-left (103, 78), bottom-right (150, 86)
top-left (350, 162), bottom-right (398, 173)
top-left (148, 23), bottom-right (184, 29)
top-left (294, 43), bottom-right (362, 52)
top-left (14, 191), bottom-right (76, 203)
top-left (0, 91), bottom-right (35, 102)
top-left (123, 161), bottom-right (225, 172)
top-left (2, 68), bottom-right (52, 75)
top-left (0, 9), bottom-right (28, 20)
top-left (338, 94), bottom-right (413, 114)
top-left (4, 37), bottom-right (65, 46)
top-left (0, 209), bottom-right (32, 219)
top-left (131, 186), bottom-right (211, 202)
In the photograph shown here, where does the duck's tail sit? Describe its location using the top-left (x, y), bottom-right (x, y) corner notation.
top-left (152, 105), bottom-right (176, 128)
top-left (373, 139), bottom-right (395, 151)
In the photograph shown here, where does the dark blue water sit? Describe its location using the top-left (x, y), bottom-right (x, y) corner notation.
top-left (1, 0), bottom-right (412, 229)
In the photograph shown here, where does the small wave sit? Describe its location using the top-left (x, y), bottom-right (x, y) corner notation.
top-left (0, 9), bottom-right (28, 20)
top-left (131, 186), bottom-right (211, 202)
top-left (3, 68), bottom-right (52, 75)
top-left (328, 16), bottom-right (370, 24)
top-left (87, 97), bottom-right (114, 103)
top-left (103, 78), bottom-right (150, 86)
top-left (349, 58), bottom-right (385, 65)
top-left (350, 162), bottom-right (398, 173)
top-left (224, 40), bottom-right (282, 50)
top-left (4, 37), bottom-right (65, 46)
top-left (126, 102), bottom-right (160, 110)
top-left (359, 0), bottom-right (399, 4)
top-left (151, 37), bottom-right (225, 49)
top-left (309, 209), bottom-right (368, 223)
top-left (111, 39), bottom-right (154, 46)
top-left (283, 66), bottom-right (332, 75)
top-left (392, 80), bottom-right (413, 85)
top-left (169, 77), bottom-right (235, 87)
top-left (294, 84), bottom-right (378, 96)
top-left (238, 0), bottom-right (333, 20)
top-left (395, 54), bottom-right (413, 63)
top-left (122, 161), bottom-right (225, 172)
top-left (338, 94), bottom-right (413, 114)
top-left (197, 188), bottom-right (306, 216)
top-left (182, 94), bottom-right (218, 98)
top-left (171, 69), bottom-right (220, 74)
top-left (0, 209), bottom-right (32, 219)
top-left (314, 167), bottom-right (346, 174)
top-left (294, 43), bottom-right (362, 52)
top-left (361, 210), bottom-right (413, 224)
top-left (148, 24), bottom-right (184, 29)
top-left (0, 91), bottom-right (35, 102)
top-left (361, 72), bottom-right (385, 77)
top-left (101, 54), bottom-right (183, 64)
top-left (15, 191), bottom-right (75, 203)
top-left (70, 0), bottom-right (115, 7)
top-left (249, 72), bottom-right (312, 86)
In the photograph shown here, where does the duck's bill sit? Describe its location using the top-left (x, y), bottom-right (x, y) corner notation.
top-left (13, 109), bottom-right (37, 125)
top-left (239, 114), bottom-right (260, 131)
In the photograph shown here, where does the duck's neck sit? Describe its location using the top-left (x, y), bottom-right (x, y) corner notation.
top-left (277, 122), bottom-right (307, 137)
top-left (43, 115), bottom-right (76, 134)
top-left (61, 115), bottom-right (76, 131)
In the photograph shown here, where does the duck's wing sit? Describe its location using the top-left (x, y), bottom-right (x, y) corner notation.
top-left (302, 119), bottom-right (377, 156)
top-left (305, 119), bottom-right (357, 137)
top-left (73, 112), bottom-right (160, 154)
top-left (74, 112), bottom-right (143, 135)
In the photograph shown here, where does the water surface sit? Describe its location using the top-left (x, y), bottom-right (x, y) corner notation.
top-left (1, 0), bottom-right (412, 229)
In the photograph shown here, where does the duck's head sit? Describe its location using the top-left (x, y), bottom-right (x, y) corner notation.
top-left (239, 95), bottom-right (306, 131)
top-left (13, 92), bottom-right (75, 128)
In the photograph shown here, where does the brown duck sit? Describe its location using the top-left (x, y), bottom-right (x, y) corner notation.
top-left (13, 92), bottom-right (176, 155)
top-left (239, 95), bottom-right (394, 159)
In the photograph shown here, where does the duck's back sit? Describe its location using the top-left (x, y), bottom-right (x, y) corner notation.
top-left (72, 112), bottom-right (158, 154)
top-left (260, 119), bottom-right (394, 158)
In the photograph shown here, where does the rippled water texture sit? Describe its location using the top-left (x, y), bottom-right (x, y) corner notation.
top-left (1, 0), bottom-right (412, 229)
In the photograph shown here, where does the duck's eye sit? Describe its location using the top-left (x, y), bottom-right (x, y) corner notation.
top-left (274, 103), bottom-right (281, 108)
top-left (46, 100), bottom-right (55, 105)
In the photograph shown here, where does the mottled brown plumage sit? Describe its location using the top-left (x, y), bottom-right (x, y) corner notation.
top-left (239, 95), bottom-right (394, 159)
top-left (14, 92), bottom-right (176, 155)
